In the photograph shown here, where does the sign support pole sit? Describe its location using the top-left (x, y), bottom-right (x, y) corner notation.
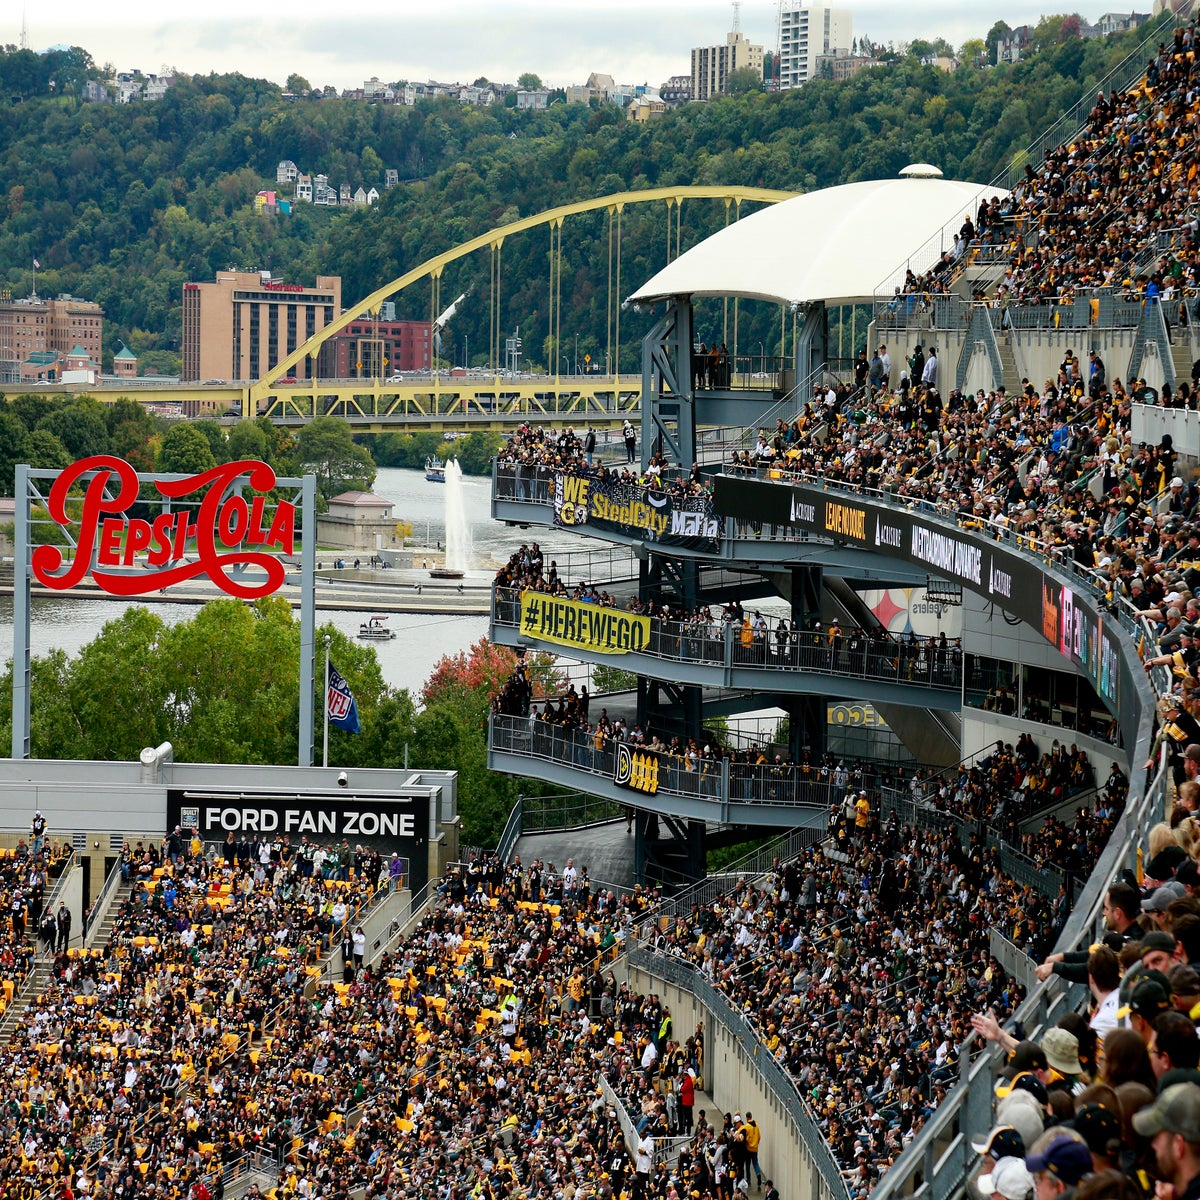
top-left (322, 634), bottom-right (331, 769)
top-left (297, 473), bottom-right (317, 766)
top-left (12, 464), bottom-right (30, 759)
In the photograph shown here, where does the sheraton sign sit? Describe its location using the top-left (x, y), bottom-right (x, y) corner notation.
top-left (31, 457), bottom-right (296, 600)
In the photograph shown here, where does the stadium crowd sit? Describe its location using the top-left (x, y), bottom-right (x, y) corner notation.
top-left (7, 14), bottom-right (1200, 1200)
top-left (0, 833), bottom-right (815, 1200)
top-left (1004, 25), bottom-right (1200, 305)
top-left (640, 804), bottom-right (1128, 1195)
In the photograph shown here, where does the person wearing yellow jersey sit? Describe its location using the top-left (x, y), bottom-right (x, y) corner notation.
top-left (743, 1111), bottom-right (763, 1188)
top-left (566, 967), bottom-right (585, 1013)
top-left (854, 792), bottom-right (871, 836)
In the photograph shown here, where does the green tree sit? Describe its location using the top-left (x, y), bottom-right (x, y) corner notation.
top-left (726, 67), bottom-right (763, 95)
top-left (27, 428), bottom-right (72, 472)
top-left (38, 399), bottom-right (112, 461)
top-left (960, 38), bottom-right (986, 66)
top-left (226, 420), bottom-right (269, 462)
top-left (0, 597), bottom-right (399, 764)
top-left (192, 419), bottom-right (229, 464)
top-left (592, 663), bottom-right (637, 693)
top-left (450, 431), bottom-right (502, 475)
top-left (296, 416), bottom-right (376, 504)
top-left (60, 607), bottom-right (174, 759)
top-left (360, 146), bottom-right (384, 189)
top-left (157, 423), bottom-right (217, 475)
top-left (517, 72), bottom-right (543, 90)
top-left (285, 72), bottom-right (311, 94)
top-left (0, 411), bottom-right (32, 496)
top-left (986, 20), bottom-right (1012, 64)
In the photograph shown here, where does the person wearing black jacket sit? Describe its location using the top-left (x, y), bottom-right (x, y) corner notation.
top-left (1035, 880), bottom-right (1144, 984)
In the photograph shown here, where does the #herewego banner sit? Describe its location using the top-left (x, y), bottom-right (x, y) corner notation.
top-left (520, 590), bottom-right (651, 654)
top-left (713, 475), bottom-right (1132, 740)
top-left (551, 471), bottom-right (721, 551)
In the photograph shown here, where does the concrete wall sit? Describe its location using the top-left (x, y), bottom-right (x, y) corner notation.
top-left (625, 961), bottom-right (818, 1200)
top-left (0, 757), bottom-right (454, 830)
top-left (1010, 329), bottom-right (1138, 391)
top-left (1133, 405), bottom-right (1200, 465)
top-left (961, 710), bottom-right (1126, 782)
top-left (877, 325), bottom-right (1140, 393)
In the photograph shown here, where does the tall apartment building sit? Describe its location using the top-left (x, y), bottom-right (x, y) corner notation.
top-left (181, 271), bottom-right (342, 382)
top-left (777, 2), bottom-right (853, 89)
top-left (0, 291), bottom-right (103, 383)
top-left (691, 31), bottom-right (764, 101)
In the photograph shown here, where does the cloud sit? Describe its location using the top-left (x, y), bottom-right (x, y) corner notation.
top-left (29, 0), bottom-right (1138, 91)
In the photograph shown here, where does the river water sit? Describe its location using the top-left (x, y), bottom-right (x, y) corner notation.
top-left (0, 466), bottom-right (582, 695)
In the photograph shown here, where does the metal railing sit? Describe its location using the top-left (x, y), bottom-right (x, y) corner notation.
top-left (492, 713), bottom-right (885, 811)
top-left (371, 878), bottom-right (436, 963)
top-left (598, 1072), bottom-right (692, 1166)
top-left (518, 791), bottom-right (627, 834)
top-left (628, 938), bottom-right (851, 1200)
top-left (495, 544), bottom-right (641, 588)
top-left (495, 588), bottom-right (963, 691)
top-left (82, 852), bottom-right (124, 943)
top-left (0, 851), bottom-right (78, 1041)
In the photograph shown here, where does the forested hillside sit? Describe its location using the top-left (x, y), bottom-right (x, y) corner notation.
top-left (0, 20), bottom-right (1162, 373)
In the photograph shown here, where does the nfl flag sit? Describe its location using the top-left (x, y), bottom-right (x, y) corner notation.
top-left (326, 662), bottom-right (361, 733)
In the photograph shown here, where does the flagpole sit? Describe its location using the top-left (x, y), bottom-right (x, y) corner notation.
top-left (322, 634), bottom-right (331, 769)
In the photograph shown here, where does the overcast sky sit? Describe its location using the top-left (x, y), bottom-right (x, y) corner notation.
top-left (18, 2), bottom-right (1162, 91)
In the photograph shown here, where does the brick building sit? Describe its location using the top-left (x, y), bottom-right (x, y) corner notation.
top-left (0, 291), bottom-right (103, 383)
top-left (181, 271), bottom-right (342, 382)
top-left (319, 317), bottom-right (432, 378)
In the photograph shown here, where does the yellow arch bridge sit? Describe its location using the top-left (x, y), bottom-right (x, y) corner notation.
top-left (1, 186), bottom-right (794, 434)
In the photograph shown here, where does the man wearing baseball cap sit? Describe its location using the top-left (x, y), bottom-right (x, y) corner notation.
top-left (1040, 1028), bottom-right (1083, 1086)
top-left (1128, 979), bottom-right (1173, 1047)
top-left (1133, 1081), bottom-right (1200, 1200)
top-left (973, 1127), bottom-right (1026, 1168)
top-left (1024, 1131), bottom-right (1092, 1200)
top-left (978, 1157), bottom-right (1035, 1200)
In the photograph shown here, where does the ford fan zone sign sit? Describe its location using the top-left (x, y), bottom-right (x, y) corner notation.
top-left (31, 457), bottom-right (296, 600)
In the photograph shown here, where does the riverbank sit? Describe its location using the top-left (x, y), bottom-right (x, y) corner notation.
top-left (0, 564), bottom-right (493, 616)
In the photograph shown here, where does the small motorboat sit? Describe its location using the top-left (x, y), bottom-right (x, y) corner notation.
top-left (357, 615), bottom-right (396, 640)
top-left (425, 456), bottom-right (446, 482)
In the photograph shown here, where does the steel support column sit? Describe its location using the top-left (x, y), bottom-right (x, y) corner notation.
top-left (795, 301), bottom-right (829, 384)
top-left (634, 811), bottom-right (706, 887)
top-left (641, 297), bottom-right (696, 470)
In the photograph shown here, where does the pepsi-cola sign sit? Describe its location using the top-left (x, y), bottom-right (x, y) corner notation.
top-left (31, 457), bottom-right (296, 600)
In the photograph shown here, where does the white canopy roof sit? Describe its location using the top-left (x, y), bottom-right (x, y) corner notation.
top-left (629, 170), bottom-right (1009, 307)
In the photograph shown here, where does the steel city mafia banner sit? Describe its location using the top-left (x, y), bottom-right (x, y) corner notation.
top-left (520, 590), bottom-right (651, 654)
top-left (551, 471), bottom-right (721, 552)
top-left (713, 475), bottom-right (1137, 746)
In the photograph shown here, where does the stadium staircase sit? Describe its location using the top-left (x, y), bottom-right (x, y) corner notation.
top-left (0, 854), bottom-right (87, 1042)
top-left (85, 877), bottom-right (134, 949)
top-left (996, 332), bottom-right (1020, 394)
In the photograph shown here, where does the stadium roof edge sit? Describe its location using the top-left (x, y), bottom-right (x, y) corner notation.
top-left (628, 169), bottom-right (1010, 308)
